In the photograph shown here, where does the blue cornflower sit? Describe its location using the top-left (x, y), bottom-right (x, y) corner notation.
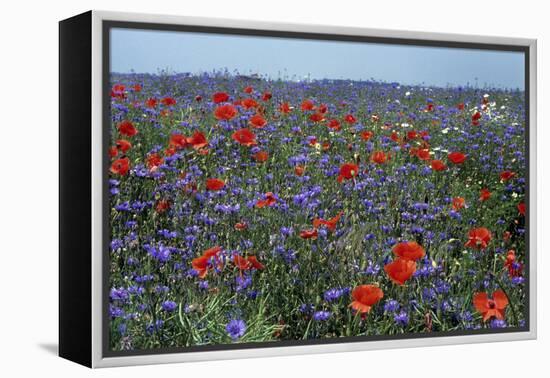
top-left (394, 311), bottom-right (409, 326)
top-left (226, 319), bottom-right (247, 340)
top-left (161, 300), bottom-right (177, 312)
top-left (313, 311), bottom-right (331, 321)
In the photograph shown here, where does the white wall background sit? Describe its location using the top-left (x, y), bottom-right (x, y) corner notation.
top-left (0, 0), bottom-right (546, 376)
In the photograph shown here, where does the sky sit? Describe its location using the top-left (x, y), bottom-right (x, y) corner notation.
top-left (110, 28), bottom-right (525, 90)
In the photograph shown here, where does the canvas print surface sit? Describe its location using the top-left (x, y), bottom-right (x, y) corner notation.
top-left (107, 26), bottom-right (528, 353)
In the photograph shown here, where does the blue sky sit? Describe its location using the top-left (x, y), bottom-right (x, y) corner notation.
top-left (110, 28), bottom-right (525, 90)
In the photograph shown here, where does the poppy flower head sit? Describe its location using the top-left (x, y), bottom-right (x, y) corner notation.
top-left (371, 151), bottom-right (388, 164)
top-left (161, 97), bottom-right (177, 106)
top-left (471, 111), bottom-right (482, 125)
top-left (328, 119), bottom-right (341, 131)
top-left (452, 197), bottom-right (466, 211)
top-left (360, 131), bottom-right (374, 141)
top-left (214, 104), bottom-right (238, 120)
top-left (186, 131), bottom-right (208, 150)
top-left (155, 199), bottom-right (170, 213)
top-left (232, 128), bottom-right (257, 147)
top-left (479, 188), bottom-right (492, 202)
top-left (465, 227), bottom-right (492, 249)
top-left (349, 285), bottom-right (384, 314)
top-left (448, 152), bottom-right (467, 164)
top-left (313, 211), bottom-right (343, 233)
top-left (473, 290), bottom-right (508, 321)
top-left (294, 165), bottom-right (305, 176)
top-left (301, 99), bottom-right (315, 111)
top-left (234, 222), bottom-right (248, 231)
top-left (416, 149), bottom-right (431, 161)
top-left (261, 92), bottom-right (272, 101)
top-left (392, 241), bottom-right (425, 261)
top-left (337, 163), bottom-right (359, 183)
top-left (249, 114), bottom-right (267, 128)
top-left (145, 98), bottom-right (158, 108)
top-left (203, 246), bottom-right (223, 258)
top-left (344, 114), bottom-right (357, 124)
top-left (252, 150), bottom-right (269, 162)
top-left (247, 255), bottom-right (265, 270)
top-left (117, 120), bottom-right (138, 137)
top-left (299, 228), bottom-right (318, 240)
top-left (110, 157), bottom-right (130, 176)
top-left (309, 112), bottom-right (325, 123)
top-left (243, 86), bottom-right (253, 94)
top-left (518, 202), bottom-right (526, 216)
top-left (384, 258), bottom-right (416, 285)
top-left (116, 139), bottom-right (132, 153)
top-left (431, 159), bottom-right (447, 171)
top-left (279, 102), bottom-right (292, 114)
top-left (233, 254), bottom-right (252, 270)
top-left (500, 170), bottom-right (516, 181)
top-left (192, 255), bottom-right (210, 278)
top-left (212, 92), bottom-right (230, 104)
top-left (111, 84), bottom-right (126, 99)
top-left (146, 153), bottom-right (163, 170)
top-left (241, 98), bottom-right (258, 110)
top-left (206, 178), bottom-right (225, 191)
top-left (109, 146), bottom-right (118, 158)
top-left (255, 192), bottom-right (277, 208)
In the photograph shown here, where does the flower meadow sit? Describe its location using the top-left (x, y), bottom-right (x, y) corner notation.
top-left (108, 72), bottom-right (527, 352)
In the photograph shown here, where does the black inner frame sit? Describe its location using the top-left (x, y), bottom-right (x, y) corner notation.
top-left (102, 20), bottom-right (530, 358)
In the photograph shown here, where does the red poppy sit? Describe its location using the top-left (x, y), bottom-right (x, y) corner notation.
top-left (457, 102), bottom-right (465, 111)
top-left (244, 86), bottom-right (253, 94)
top-left (448, 152), bottom-right (467, 164)
top-left (431, 159), bottom-right (447, 171)
top-left (232, 128), bottom-right (257, 147)
top-left (294, 166), bottom-right (305, 176)
top-left (390, 131), bottom-right (400, 143)
top-left (471, 111), bottom-right (482, 126)
top-left (109, 146), bottom-right (118, 158)
top-left (191, 255), bottom-right (210, 278)
top-left (417, 149), bottom-right (431, 161)
top-left (234, 222), bottom-right (248, 231)
top-left (247, 256), bottom-right (265, 270)
top-left (301, 99), bottom-right (315, 111)
top-left (214, 104), bottom-right (238, 120)
top-left (392, 241), bottom-right (425, 261)
top-left (371, 151), bottom-right (387, 164)
top-left (241, 98), bottom-right (258, 110)
top-left (452, 197), bottom-right (466, 211)
top-left (110, 84), bottom-right (126, 99)
top-left (327, 119), bottom-right (341, 131)
top-left (233, 254), bottom-right (251, 270)
top-left (249, 114), bottom-right (267, 128)
top-left (309, 112), bottom-right (325, 122)
top-left (360, 131), bottom-right (374, 141)
top-left (384, 258), bottom-right (416, 285)
top-left (261, 92), bottom-right (272, 101)
top-left (117, 120), bottom-right (138, 137)
top-left (504, 250), bottom-right (522, 277)
top-left (349, 285), bottom-right (384, 314)
top-left (161, 97), bottom-right (177, 106)
top-left (407, 130), bottom-right (418, 140)
top-left (132, 84), bottom-right (142, 92)
top-left (186, 131), bottom-right (209, 150)
top-left (518, 202), bottom-right (526, 216)
top-left (116, 139), bottom-right (132, 153)
top-left (203, 246), bottom-right (223, 258)
top-left (146, 153), bottom-right (163, 170)
top-left (500, 171), bottom-right (516, 181)
top-left (256, 192), bottom-right (277, 208)
top-left (279, 102), bottom-right (292, 114)
top-left (299, 228), bottom-right (318, 240)
top-left (110, 157), bottom-right (130, 176)
top-left (344, 114), bottom-right (357, 124)
top-left (479, 188), bottom-right (492, 202)
top-left (465, 227), bottom-right (492, 249)
top-left (317, 104), bottom-right (328, 114)
top-left (252, 150), bottom-right (269, 162)
top-left (313, 211), bottom-right (343, 232)
top-left (337, 163), bottom-right (359, 183)
top-left (155, 199), bottom-right (170, 213)
top-left (426, 102), bottom-right (434, 112)
top-left (473, 290), bottom-right (508, 321)
top-left (212, 92), bottom-right (230, 103)
top-left (169, 133), bottom-right (187, 149)
top-left (145, 98), bottom-right (158, 108)
top-left (206, 178), bottom-right (225, 191)
top-left (195, 95), bottom-right (202, 102)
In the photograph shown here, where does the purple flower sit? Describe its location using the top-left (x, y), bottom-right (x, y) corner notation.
top-left (226, 319), bottom-right (246, 340)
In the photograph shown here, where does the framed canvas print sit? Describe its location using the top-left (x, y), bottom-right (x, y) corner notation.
top-left (59, 10), bottom-right (537, 368)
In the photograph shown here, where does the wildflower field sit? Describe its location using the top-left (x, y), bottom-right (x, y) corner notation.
top-left (108, 73), bottom-right (527, 352)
